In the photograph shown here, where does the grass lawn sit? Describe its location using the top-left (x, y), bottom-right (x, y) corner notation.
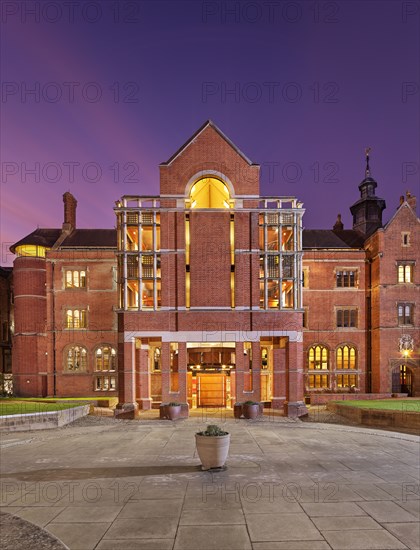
top-left (0, 399), bottom-right (90, 416)
top-left (335, 399), bottom-right (420, 412)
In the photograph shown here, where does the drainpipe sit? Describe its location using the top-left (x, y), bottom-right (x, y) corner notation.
top-left (52, 262), bottom-right (57, 397)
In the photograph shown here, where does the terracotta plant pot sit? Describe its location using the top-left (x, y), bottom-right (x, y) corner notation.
top-left (243, 402), bottom-right (260, 419)
top-left (167, 404), bottom-right (181, 420)
top-left (195, 433), bottom-right (231, 470)
top-left (233, 403), bottom-right (243, 419)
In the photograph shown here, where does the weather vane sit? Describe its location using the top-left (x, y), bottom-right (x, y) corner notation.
top-left (365, 147), bottom-right (371, 177)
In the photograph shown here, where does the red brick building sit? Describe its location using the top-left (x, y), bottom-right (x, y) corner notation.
top-left (114, 121), bottom-right (306, 417)
top-left (302, 153), bottom-right (419, 398)
top-left (9, 122), bottom-right (420, 410)
top-left (10, 193), bottom-right (117, 398)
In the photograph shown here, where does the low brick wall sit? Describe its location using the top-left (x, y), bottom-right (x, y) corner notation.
top-left (0, 404), bottom-right (90, 432)
top-left (327, 402), bottom-right (420, 430)
top-left (310, 393), bottom-right (407, 405)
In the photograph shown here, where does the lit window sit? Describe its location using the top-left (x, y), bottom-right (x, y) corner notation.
top-left (336, 345), bottom-right (357, 370)
top-left (308, 374), bottom-right (329, 389)
top-left (190, 177), bottom-right (231, 209)
top-left (308, 345), bottom-right (329, 370)
top-left (65, 309), bottom-right (87, 329)
top-left (66, 346), bottom-right (87, 371)
top-left (397, 263), bottom-right (413, 283)
top-left (336, 270), bottom-right (356, 287)
top-left (336, 374), bottom-right (357, 388)
top-left (15, 245), bottom-right (49, 257)
top-left (398, 303), bottom-right (413, 325)
top-left (95, 346), bottom-right (116, 371)
top-left (65, 270), bottom-right (86, 288)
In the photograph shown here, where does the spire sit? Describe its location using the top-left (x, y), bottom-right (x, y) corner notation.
top-left (365, 147), bottom-right (371, 178)
top-left (349, 148), bottom-right (386, 236)
top-left (333, 213), bottom-right (344, 231)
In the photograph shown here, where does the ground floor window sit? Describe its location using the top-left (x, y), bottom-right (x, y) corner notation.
top-left (66, 346), bottom-right (87, 371)
top-left (308, 374), bottom-right (329, 389)
top-left (95, 376), bottom-right (117, 391)
top-left (336, 374), bottom-right (358, 388)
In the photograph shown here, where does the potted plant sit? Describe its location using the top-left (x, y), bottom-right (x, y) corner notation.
top-left (195, 424), bottom-right (230, 471)
top-left (166, 402), bottom-right (182, 420)
top-left (233, 402), bottom-right (243, 419)
top-left (242, 400), bottom-right (260, 419)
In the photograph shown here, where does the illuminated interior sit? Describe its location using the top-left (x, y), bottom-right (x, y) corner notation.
top-left (190, 177), bottom-right (231, 209)
top-left (15, 245), bottom-right (49, 257)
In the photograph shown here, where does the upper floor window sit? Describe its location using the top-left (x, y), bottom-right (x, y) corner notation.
top-left (398, 303), bottom-right (413, 325)
top-left (401, 232), bottom-right (410, 247)
top-left (398, 263), bottom-right (413, 283)
top-left (336, 308), bottom-right (357, 328)
top-left (189, 177), bottom-right (231, 209)
top-left (336, 270), bottom-right (356, 288)
top-left (65, 270), bottom-right (86, 288)
top-left (65, 345), bottom-right (87, 371)
top-left (308, 345), bottom-right (329, 370)
top-left (65, 309), bottom-right (87, 329)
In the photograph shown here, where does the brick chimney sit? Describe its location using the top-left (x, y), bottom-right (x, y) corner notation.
top-left (333, 213), bottom-right (344, 231)
top-left (405, 191), bottom-right (417, 211)
top-left (63, 192), bottom-right (77, 231)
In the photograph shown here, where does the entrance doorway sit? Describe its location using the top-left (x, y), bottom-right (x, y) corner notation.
top-left (197, 373), bottom-right (226, 407)
top-left (392, 365), bottom-right (413, 396)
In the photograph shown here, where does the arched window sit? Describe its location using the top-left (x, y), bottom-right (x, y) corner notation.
top-left (308, 345), bottom-right (328, 370)
top-left (66, 346), bottom-right (87, 372)
top-left (307, 345), bottom-right (329, 389)
top-left (95, 346), bottom-right (116, 372)
top-left (336, 345), bottom-right (357, 370)
top-left (190, 177), bottom-right (231, 209)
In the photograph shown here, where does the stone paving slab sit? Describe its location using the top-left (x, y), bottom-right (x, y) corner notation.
top-left (1, 415), bottom-right (419, 549)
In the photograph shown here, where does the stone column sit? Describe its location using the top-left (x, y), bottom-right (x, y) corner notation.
top-left (251, 340), bottom-right (261, 401)
top-left (285, 339), bottom-right (308, 418)
top-left (161, 342), bottom-right (171, 402)
top-left (235, 342), bottom-right (245, 402)
top-left (177, 342), bottom-right (188, 403)
top-left (272, 348), bottom-right (286, 409)
top-left (138, 341), bottom-right (152, 410)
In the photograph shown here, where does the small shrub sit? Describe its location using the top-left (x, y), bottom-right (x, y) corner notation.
top-left (197, 424), bottom-right (229, 436)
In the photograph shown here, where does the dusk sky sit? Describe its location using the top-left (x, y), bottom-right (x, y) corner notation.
top-left (1, 0), bottom-right (419, 266)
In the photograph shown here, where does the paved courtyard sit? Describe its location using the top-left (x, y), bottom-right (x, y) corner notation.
top-left (0, 413), bottom-right (419, 550)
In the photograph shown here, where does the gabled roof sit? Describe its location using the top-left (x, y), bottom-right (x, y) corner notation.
top-left (382, 201), bottom-right (420, 232)
top-left (160, 120), bottom-right (257, 166)
top-left (303, 229), bottom-right (365, 249)
top-left (60, 229), bottom-right (117, 248)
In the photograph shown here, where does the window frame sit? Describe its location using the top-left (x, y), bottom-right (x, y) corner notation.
top-left (397, 262), bottom-right (414, 283)
top-left (65, 308), bottom-right (88, 329)
top-left (335, 269), bottom-right (358, 288)
top-left (336, 308), bottom-right (358, 328)
top-left (397, 302), bottom-right (414, 326)
top-left (65, 345), bottom-right (88, 372)
top-left (64, 269), bottom-right (87, 289)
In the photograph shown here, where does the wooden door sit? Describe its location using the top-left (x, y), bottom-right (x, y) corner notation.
top-left (198, 374), bottom-right (226, 406)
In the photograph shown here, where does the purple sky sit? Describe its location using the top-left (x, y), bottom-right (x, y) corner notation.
top-left (1, 0), bottom-right (419, 266)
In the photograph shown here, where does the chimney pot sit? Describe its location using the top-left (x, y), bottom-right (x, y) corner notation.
top-left (405, 191), bottom-right (417, 212)
top-left (333, 213), bottom-right (344, 231)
